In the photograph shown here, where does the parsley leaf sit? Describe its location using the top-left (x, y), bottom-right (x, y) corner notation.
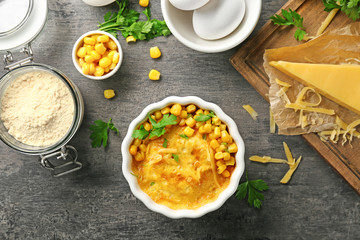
top-left (150, 182), bottom-right (155, 186)
top-left (270, 8), bottom-right (308, 41)
top-left (89, 118), bottom-right (119, 148)
top-left (151, 114), bottom-right (177, 129)
top-left (132, 125), bottom-right (149, 140)
top-left (179, 134), bottom-right (189, 139)
top-left (163, 138), bottom-right (168, 148)
top-left (195, 112), bottom-right (216, 122)
top-left (172, 154), bottom-right (179, 162)
top-left (130, 172), bottom-right (138, 177)
top-left (236, 172), bottom-right (269, 209)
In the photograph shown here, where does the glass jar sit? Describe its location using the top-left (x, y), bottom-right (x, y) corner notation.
top-left (0, 0), bottom-right (84, 176)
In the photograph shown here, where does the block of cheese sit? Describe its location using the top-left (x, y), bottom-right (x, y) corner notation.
top-left (269, 61), bottom-right (360, 115)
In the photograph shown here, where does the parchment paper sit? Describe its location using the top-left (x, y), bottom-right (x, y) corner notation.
top-left (264, 23), bottom-right (360, 135)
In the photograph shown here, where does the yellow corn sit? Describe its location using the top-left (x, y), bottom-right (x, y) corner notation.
top-left (85, 45), bottom-right (94, 54)
top-left (94, 66), bottom-right (104, 77)
top-left (84, 37), bottom-right (96, 45)
top-left (223, 152), bottom-right (231, 161)
top-left (109, 63), bottom-right (117, 70)
top-left (186, 104), bottom-right (196, 113)
top-left (228, 143), bottom-right (238, 153)
top-left (139, 144), bottom-right (147, 152)
top-left (180, 110), bottom-right (188, 119)
top-left (195, 109), bottom-right (204, 115)
top-left (204, 123), bottom-right (212, 133)
top-left (90, 50), bottom-right (101, 60)
top-left (149, 69), bottom-right (160, 80)
top-left (220, 124), bottom-right (226, 131)
top-left (221, 130), bottom-right (231, 143)
top-left (107, 39), bottom-right (117, 50)
top-left (99, 57), bottom-right (112, 68)
top-left (95, 43), bottom-right (107, 55)
top-left (219, 144), bottom-right (227, 152)
top-left (154, 111), bottom-right (162, 120)
top-left (134, 152), bottom-right (144, 161)
top-left (214, 127), bottom-right (221, 138)
top-left (195, 122), bottom-right (204, 129)
top-left (179, 118), bottom-right (186, 126)
top-left (215, 152), bottom-right (223, 160)
top-left (112, 52), bottom-right (120, 64)
top-left (134, 139), bottom-right (141, 146)
top-left (161, 107), bottom-right (170, 115)
top-left (199, 126), bottom-right (206, 134)
top-left (78, 58), bottom-right (85, 66)
top-left (126, 36), bottom-right (136, 43)
top-left (77, 47), bottom-right (87, 58)
top-left (184, 127), bottom-right (195, 137)
top-left (170, 104), bottom-right (182, 116)
top-left (89, 63), bottom-right (96, 75)
top-left (212, 117), bottom-right (221, 125)
top-left (204, 110), bottom-right (209, 115)
top-left (104, 89), bottom-right (115, 99)
top-left (222, 170), bottom-right (230, 177)
top-left (97, 34), bottom-right (110, 43)
top-left (217, 165), bottom-right (227, 174)
top-left (82, 63), bottom-right (90, 75)
top-left (139, 0), bottom-right (149, 7)
top-left (150, 46), bottom-right (161, 59)
top-left (108, 50), bottom-right (116, 60)
top-left (185, 117), bottom-right (196, 127)
top-left (143, 122), bottom-right (151, 132)
top-left (104, 67), bottom-right (110, 73)
top-left (129, 145), bottom-right (138, 155)
top-left (210, 139), bottom-right (220, 149)
top-left (84, 54), bottom-right (95, 63)
top-left (208, 132), bottom-right (216, 140)
top-left (216, 160), bottom-right (225, 167)
top-left (225, 157), bottom-right (235, 166)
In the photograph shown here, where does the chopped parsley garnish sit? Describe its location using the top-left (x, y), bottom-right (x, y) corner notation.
top-left (202, 134), bottom-right (206, 140)
top-left (132, 114), bottom-right (177, 140)
top-left (221, 142), bottom-right (228, 146)
top-left (172, 154), bottom-right (179, 162)
top-left (163, 138), bottom-right (168, 148)
top-left (130, 172), bottom-right (138, 178)
top-left (236, 172), bottom-right (269, 209)
top-left (194, 112), bottom-right (216, 122)
top-left (179, 134), bottom-right (189, 139)
top-left (150, 182), bottom-right (155, 186)
top-left (89, 118), bottom-right (119, 148)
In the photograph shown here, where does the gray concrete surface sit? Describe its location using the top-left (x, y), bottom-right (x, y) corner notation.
top-left (0, 0), bottom-right (358, 239)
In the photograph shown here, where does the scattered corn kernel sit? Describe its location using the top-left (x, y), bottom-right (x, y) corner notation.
top-left (150, 46), bottom-right (162, 59)
top-left (149, 69), bottom-right (161, 80)
top-left (104, 89), bottom-right (115, 99)
top-left (126, 36), bottom-right (136, 43)
top-left (139, 0), bottom-right (149, 7)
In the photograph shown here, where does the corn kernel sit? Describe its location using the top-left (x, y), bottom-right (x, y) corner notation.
top-left (206, 119), bottom-right (212, 125)
top-left (222, 170), bottom-right (230, 178)
top-left (85, 45), bottom-right (94, 54)
top-left (217, 165), bottom-right (226, 174)
top-left (225, 157), bottom-right (235, 166)
top-left (220, 124), bottom-right (226, 131)
top-left (77, 47), bottom-right (86, 58)
top-left (126, 36), bottom-right (136, 43)
top-left (84, 55), bottom-right (95, 63)
top-left (99, 57), bottom-right (112, 68)
top-left (104, 67), bottom-right (110, 73)
top-left (215, 147), bottom-right (223, 153)
top-left (221, 130), bottom-right (231, 143)
top-left (204, 110), bottom-right (209, 115)
top-left (170, 104), bottom-right (182, 116)
top-left (199, 126), bottom-right (206, 134)
top-left (186, 104), bottom-right (197, 113)
top-left (149, 69), bottom-right (160, 80)
top-left (180, 110), bottom-right (188, 119)
top-left (130, 145), bottom-right (138, 155)
top-left (216, 160), bottom-right (225, 167)
top-left (215, 152), bottom-right (223, 160)
top-left (102, 51), bottom-right (109, 58)
top-left (134, 152), bottom-right (144, 161)
top-left (185, 117), bottom-right (196, 127)
top-left (223, 152), bottom-right (230, 161)
top-left (82, 63), bottom-right (90, 75)
top-left (89, 63), bottom-right (96, 75)
top-left (97, 34), bottom-right (110, 43)
top-left (214, 127), bottom-right (221, 138)
top-left (179, 118), bottom-right (186, 126)
top-left (195, 109), bottom-right (204, 115)
top-left (212, 117), bottom-right (221, 125)
top-left (208, 132), bottom-right (216, 140)
top-left (78, 58), bottom-right (85, 66)
top-left (94, 66), bottom-right (105, 76)
top-left (84, 37), bottom-right (96, 45)
top-left (144, 122), bottom-right (151, 131)
top-left (139, 144), bottom-right (147, 152)
top-left (107, 39), bottom-right (117, 50)
top-left (210, 139), bottom-right (220, 149)
top-left (155, 111), bottom-right (162, 120)
top-left (196, 122), bottom-right (204, 129)
top-left (133, 139), bottom-right (141, 147)
top-left (95, 43), bottom-right (107, 55)
top-left (108, 50), bottom-right (116, 60)
top-left (219, 144), bottom-right (227, 152)
top-left (161, 107), bottom-right (170, 114)
top-left (90, 50), bottom-right (101, 60)
top-left (150, 46), bottom-right (161, 59)
top-left (139, 0), bottom-right (149, 7)
top-left (228, 143), bottom-right (238, 153)
top-left (204, 123), bottom-right (212, 133)
top-left (104, 89), bottom-right (115, 99)
top-left (109, 62), bottom-right (117, 70)
top-left (184, 127), bottom-right (195, 137)
top-left (112, 52), bottom-right (120, 64)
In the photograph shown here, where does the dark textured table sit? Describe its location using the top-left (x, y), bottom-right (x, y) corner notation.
top-left (0, 0), bottom-right (359, 239)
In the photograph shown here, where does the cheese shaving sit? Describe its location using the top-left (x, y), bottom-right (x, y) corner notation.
top-left (280, 156), bottom-right (302, 184)
top-left (276, 87), bottom-right (291, 104)
top-left (316, 8), bottom-right (340, 36)
top-left (270, 107), bottom-right (276, 133)
top-left (242, 105), bottom-right (258, 120)
top-left (283, 142), bottom-right (295, 164)
top-left (319, 116), bottom-right (360, 145)
top-left (285, 103), bottom-right (335, 115)
top-left (275, 78), bottom-right (291, 88)
top-left (249, 155), bottom-right (289, 164)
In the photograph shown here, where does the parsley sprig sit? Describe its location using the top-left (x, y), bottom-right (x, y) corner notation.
top-left (132, 114), bottom-right (177, 140)
top-left (270, 9), bottom-right (308, 41)
top-left (236, 172), bottom-right (269, 209)
top-left (98, 0), bottom-right (171, 40)
top-left (194, 112), bottom-right (216, 122)
top-left (89, 118), bottom-right (119, 148)
top-left (323, 0), bottom-right (360, 20)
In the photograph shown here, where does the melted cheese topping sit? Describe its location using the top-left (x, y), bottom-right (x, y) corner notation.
top-left (132, 125), bottom-right (230, 210)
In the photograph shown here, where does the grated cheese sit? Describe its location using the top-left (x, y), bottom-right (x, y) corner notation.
top-left (242, 105), bottom-right (258, 120)
top-left (316, 8), bottom-right (340, 36)
top-left (280, 156), bottom-right (302, 184)
top-left (270, 107), bottom-right (276, 133)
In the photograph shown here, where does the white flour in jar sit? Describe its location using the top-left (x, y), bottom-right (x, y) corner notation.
top-left (0, 70), bottom-right (75, 147)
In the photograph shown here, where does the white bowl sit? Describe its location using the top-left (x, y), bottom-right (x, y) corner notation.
top-left (161, 0), bottom-right (262, 53)
top-left (72, 30), bottom-right (123, 80)
top-left (121, 96), bottom-right (245, 218)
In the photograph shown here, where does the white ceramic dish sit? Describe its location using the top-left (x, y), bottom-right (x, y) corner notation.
top-left (161, 0), bottom-right (262, 53)
top-left (72, 30), bottom-right (123, 80)
top-left (82, 0), bottom-right (115, 7)
top-left (121, 96), bottom-right (245, 218)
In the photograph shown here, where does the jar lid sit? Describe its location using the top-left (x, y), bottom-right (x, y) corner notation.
top-left (0, 0), bottom-right (47, 51)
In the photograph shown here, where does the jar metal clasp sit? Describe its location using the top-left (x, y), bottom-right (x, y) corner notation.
top-left (3, 44), bottom-right (34, 71)
top-left (39, 145), bottom-right (82, 177)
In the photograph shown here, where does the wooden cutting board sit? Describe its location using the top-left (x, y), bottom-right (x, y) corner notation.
top-left (230, 0), bottom-right (360, 194)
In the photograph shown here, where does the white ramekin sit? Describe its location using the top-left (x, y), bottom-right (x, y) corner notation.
top-left (72, 30), bottom-right (123, 80)
top-left (121, 96), bottom-right (245, 218)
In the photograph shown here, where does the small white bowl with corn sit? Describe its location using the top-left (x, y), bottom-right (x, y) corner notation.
top-left (72, 30), bottom-right (123, 80)
top-left (121, 96), bottom-right (245, 218)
